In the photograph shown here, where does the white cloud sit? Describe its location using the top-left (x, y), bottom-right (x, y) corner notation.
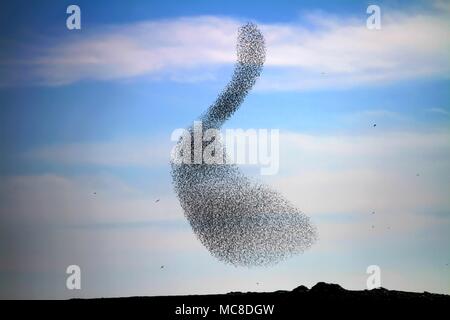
top-left (257, 8), bottom-right (450, 90)
top-left (3, 7), bottom-right (450, 90)
top-left (267, 129), bottom-right (450, 238)
top-left (26, 137), bottom-right (171, 167)
top-left (0, 173), bottom-right (184, 226)
top-left (279, 130), bottom-right (450, 161)
top-left (7, 16), bottom-right (238, 86)
top-left (426, 107), bottom-right (450, 116)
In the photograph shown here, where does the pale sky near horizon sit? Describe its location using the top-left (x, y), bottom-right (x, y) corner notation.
top-left (0, 0), bottom-right (449, 299)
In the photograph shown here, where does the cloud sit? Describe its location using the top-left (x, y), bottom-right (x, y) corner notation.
top-left (426, 107), bottom-right (450, 116)
top-left (0, 173), bottom-right (184, 226)
top-left (337, 109), bottom-right (410, 128)
top-left (279, 130), bottom-right (450, 162)
top-left (271, 129), bottom-right (450, 231)
top-left (257, 8), bottom-right (450, 90)
top-left (26, 137), bottom-right (171, 167)
top-left (2, 16), bottom-right (238, 86)
top-left (3, 6), bottom-right (449, 90)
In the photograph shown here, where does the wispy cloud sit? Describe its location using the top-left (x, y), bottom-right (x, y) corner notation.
top-left (0, 173), bottom-right (184, 226)
top-left (340, 109), bottom-right (408, 126)
top-left (2, 16), bottom-right (238, 86)
top-left (426, 107), bottom-right (450, 116)
top-left (3, 5), bottom-right (449, 90)
top-left (271, 129), bottom-right (450, 228)
top-left (26, 138), bottom-right (171, 167)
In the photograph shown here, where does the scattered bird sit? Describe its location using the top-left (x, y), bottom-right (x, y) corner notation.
top-left (155, 199), bottom-right (160, 203)
top-left (372, 211), bottom-right (375, 215)
top-left (160, 265), bottom-right (164, 269)
top-left (371, 225), bottom-right (375, 229)
top-left (416, 173), bottom-right (420, 177)
top-left (373, 124), bottom-right (377, 127)
top-left (93, 192), bottom-right (97, 195)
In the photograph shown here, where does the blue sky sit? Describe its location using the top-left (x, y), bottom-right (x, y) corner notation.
top-left (0, 0), bottom-right (449, 298)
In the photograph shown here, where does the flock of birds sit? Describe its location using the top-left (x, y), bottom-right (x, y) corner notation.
top-left (170, 23), bottom-right (317, 266)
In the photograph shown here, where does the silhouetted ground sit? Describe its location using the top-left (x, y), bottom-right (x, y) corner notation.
top-left (4, 282), bottom-right (448, 317)
top-left (68, 282), bottom-right (449, 318)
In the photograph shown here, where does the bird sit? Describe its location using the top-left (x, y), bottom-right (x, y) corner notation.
top-left (155, 199), bottom-right (160, 203)
top-left (170, 23), bottom-right (317, 266)
top-left (160, 265), bottom-right (164, 269)
top-left (373, 124), bottom-right (377, 127)
top-left (93, 192), bottom-right (97, 195)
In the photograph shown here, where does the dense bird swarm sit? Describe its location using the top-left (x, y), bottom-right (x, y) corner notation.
top-left (171, 23), bottom-right (317, 266)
